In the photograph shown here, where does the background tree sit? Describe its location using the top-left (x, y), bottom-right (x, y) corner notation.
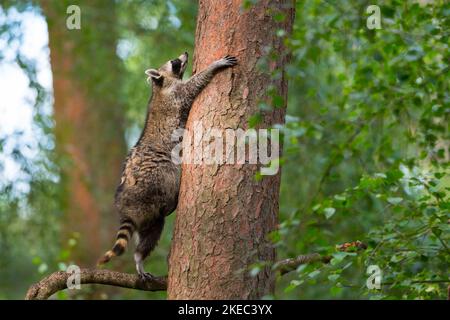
top-left (0, 0), bottom-right (197, 299)
top-left (167, 0), bottom-right (295, 299)
top-left (40, 0), bottom-right (127, 266)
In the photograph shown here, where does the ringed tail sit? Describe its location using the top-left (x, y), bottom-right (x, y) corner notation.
top-left (97, 218), bottom-right (136, 266)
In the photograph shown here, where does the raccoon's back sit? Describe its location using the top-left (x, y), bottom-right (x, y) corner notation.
top-left (114, 145), bottom-right (180, 215)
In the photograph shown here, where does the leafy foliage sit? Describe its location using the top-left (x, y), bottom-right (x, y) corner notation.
top-left (274, 0), bottom-right (449, 299)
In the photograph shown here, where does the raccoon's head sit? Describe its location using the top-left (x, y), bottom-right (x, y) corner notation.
top-left (145, 52), bottom-right (188, 85)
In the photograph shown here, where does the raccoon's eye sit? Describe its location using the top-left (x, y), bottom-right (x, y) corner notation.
top-left (171, 59), bottom-right (181, 74)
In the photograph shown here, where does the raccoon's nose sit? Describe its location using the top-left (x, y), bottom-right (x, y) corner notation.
top-left (180, 52), bottom-right (188, 64)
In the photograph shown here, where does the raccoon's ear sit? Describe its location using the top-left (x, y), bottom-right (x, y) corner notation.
top-left (145, 69), bottom-right (162, 81)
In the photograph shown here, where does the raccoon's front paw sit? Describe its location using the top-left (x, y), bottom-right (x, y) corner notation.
top-left (215, 55), bottom-right (238, 68)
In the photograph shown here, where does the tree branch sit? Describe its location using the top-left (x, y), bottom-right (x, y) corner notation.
top-left (274, 241), bottom-right (367, 275)
top-left (25, 241), bottom-right (366, 299)
top-left (274, 253), bottom-right (332, 275)
top-left (24, 254), bottom-right (333, 299)
top-left (25, 268), bottom-right (166, 300)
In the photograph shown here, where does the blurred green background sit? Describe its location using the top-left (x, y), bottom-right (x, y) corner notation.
top-left (0, 0), bottom-right (448, 299)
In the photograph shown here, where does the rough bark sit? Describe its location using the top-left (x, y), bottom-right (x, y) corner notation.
top-left (168, 0), bottom-right (295, 299)
top-left (41, 0), bottom-right (126, 265)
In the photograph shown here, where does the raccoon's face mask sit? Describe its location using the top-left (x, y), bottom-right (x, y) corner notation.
top-left (169, 51), bottom-right (189, 79)
top-left (145, 51), bottom-right (189, 84)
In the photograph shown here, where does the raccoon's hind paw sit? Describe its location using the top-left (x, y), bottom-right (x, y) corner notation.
top-left (138, 271), bottom-right (156, 281)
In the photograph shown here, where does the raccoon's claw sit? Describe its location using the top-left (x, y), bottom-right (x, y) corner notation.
top-left (138, 271), bottom-right (156, 281)
top-left (222, 55), bottom-right (238, 66)
top-left (216, 55), bottom-right (238, 68)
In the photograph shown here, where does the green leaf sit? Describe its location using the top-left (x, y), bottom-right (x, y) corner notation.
top-left (248, 113), bottom-right (262, 128)
top-left (272, 95), bottom-right (285, 108)
top-left (58, 262), bottom-right (67, 271)
top-left (296, 264), bottom-right (308, 273)
top-left (32, 256), bottom-right (42, 265)
top-left (284, 280), bottom-right (304, 293)
top-left (334, 194), bottom-right (346, 202)
top-left (342, 261), bottom-right (353, 270)
top-left (68, 238), bottom-right (77, 247)
top-left (387, 197), bottom-right (403, 205)
top-left (328, 274), bottom-right (340, 282)
top-left (330, 286), bottom-right (343, 296)
top-left (324, 207), bottom-right (336, 219)
top-left (274, 13), bottom-right (286, 22)
top-left (38, 263), bottom-right (48, 274)
top-left (331, 252), bottom-right (348, 265)
top-left (250, 266), bottom-right (261, 277)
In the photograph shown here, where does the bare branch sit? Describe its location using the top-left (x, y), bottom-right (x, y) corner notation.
top-left (25, 241), bottom-right (367, 299)
top-left (25, 268), bottom-right (166, 300)
top-left (274, 241), bottom-right (367, 275)
top-left (274, 254), bottom-right (332, 275)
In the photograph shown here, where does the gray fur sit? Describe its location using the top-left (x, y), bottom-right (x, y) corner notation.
top-left (99, 52), bottom-right (237, 278)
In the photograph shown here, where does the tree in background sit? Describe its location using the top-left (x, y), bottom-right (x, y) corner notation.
top-left (40, 0), bottom-right (126, 265)
top-left (168, 0), bottom-right (295, 299)
top-left (0, 0), bottom-right (198, 299)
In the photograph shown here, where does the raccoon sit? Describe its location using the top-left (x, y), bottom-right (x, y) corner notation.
top-left (98, 52), bottom-right (238, 279)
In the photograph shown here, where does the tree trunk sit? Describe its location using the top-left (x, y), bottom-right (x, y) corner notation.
top-left (168, 0), bottom-right (295, 299)
top-left (42, 0), bottom-right (126, 265)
